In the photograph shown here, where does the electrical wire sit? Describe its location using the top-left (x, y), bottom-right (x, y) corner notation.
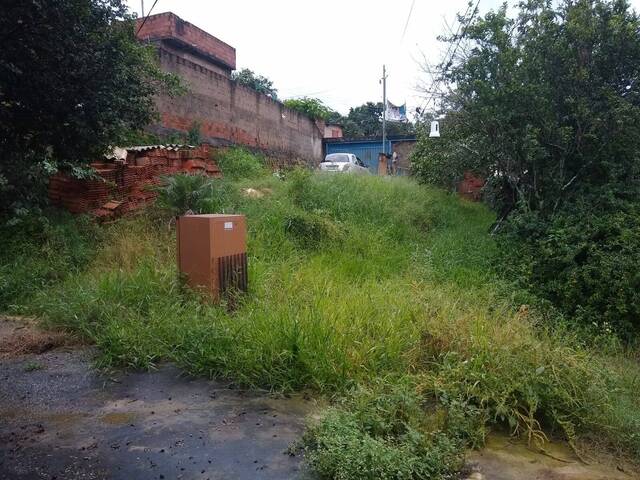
top-left (400, 0), bottom-right (416, 42)
top-left (136, 0), bottom-right (160, 35)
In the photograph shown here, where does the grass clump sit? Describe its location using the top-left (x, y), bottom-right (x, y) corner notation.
top-left (284, 212), bottom-right (343, 250)
top-left (214, 147), bottom-right (267, 180)
top-left (0, 211), bottom-right (98, 311)
top-left (3, 151), bottom-right (640, 477)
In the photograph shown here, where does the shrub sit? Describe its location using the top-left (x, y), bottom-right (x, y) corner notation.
top-left (214, 147), bottom-right (266, 180)
top-left (501, 196), bottom-right (640, 338)
top-left (303, 380), bottom-right (463, 480)
top-left (154, 173), bottom-right (231, 216)
top-left (284, 212), bottom-right (342, 250)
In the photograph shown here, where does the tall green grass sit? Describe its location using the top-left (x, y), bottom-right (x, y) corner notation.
top-left (3, 154), bottom-right (639, 477)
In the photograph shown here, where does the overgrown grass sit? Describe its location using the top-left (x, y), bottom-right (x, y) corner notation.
top-left (2, 150), bottom-right (639, 477)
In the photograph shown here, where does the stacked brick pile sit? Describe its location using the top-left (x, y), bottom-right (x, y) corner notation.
top-left (49, 145), bottom-right (222, 219)
top-left (457, 171), bottom-right (485, 201)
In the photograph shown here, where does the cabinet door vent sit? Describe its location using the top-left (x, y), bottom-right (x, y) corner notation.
top-left (218, 253), bottom-right (248, 294)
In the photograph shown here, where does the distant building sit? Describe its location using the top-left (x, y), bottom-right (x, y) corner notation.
top-left (323, 123), bottom-right (344, 139)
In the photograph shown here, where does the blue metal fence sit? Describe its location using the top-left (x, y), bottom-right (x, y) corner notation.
top-left (324, 137), bottom-right (415, 173)
top-left (325, 140), bottom-right (391, 173)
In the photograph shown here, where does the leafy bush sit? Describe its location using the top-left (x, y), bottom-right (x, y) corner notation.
top-left (231, 68), bottom-right (278, 99)
top-left (283, 97), bottom-right (333, 120)
top-left (501, 196), bottom-right (640, 338)
top-left (303, 380), bottom-right (463, 480)
top-left (410, 0), bottom-right (640, 341)
top-left (214, 147), bottom-right (266, 180)
top-left (154, 173), bottom-right (231, 216)
top-left (1, 0), bottom-right (181, 218)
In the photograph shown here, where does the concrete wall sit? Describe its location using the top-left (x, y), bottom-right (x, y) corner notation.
top-left (151, 46), bottom-right (324, 165)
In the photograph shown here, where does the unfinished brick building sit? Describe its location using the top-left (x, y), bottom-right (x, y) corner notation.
top-left (135, 12), bottom-right (324, 165)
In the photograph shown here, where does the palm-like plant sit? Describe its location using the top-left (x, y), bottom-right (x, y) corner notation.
top-left (155, 173), bottom-right (229, 217)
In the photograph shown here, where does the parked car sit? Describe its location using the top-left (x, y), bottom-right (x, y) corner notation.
top-left (319, 153), bottom-right (370, 174)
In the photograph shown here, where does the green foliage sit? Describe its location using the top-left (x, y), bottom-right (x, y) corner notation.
top-left (186, 121), bottom-right (202, 145)
top-left (281, 98), bottom-right (415, 136)
top-left (232, 68), bottom-right (278, 99)
top-left (0, 211), bottom-right (98, 311)
top-left (154, 174), bottom-right (231, 217)
top-left (283, 97), bottom-right (333, 120)
top-left (3, 171), bottom-right (640, 470)
top-left (24, 361), bottom-right (44, 372)
top-left (501, 196), bottom-right (640, 337)
top-left (411, 0), bottom-right (640, 335)
top-left (413, 0), bottom-right (640, 215)
top-left (410, 120), bottom-right (481, 191)
top-left (215, 147), bottom-right (267, 180)
top-left (284, 213), bottom-right (343, 250)
top-left (303, 380), bottom-right (463, 480)
top-left (0, 0), bottom-right (181, 218)
top-left (338, 102), bottom-right (415, 138)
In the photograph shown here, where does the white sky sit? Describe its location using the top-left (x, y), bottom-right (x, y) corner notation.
top-left (126, 0), bottom-right (640, 116)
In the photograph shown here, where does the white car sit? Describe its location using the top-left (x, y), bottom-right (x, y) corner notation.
top-left (319, 153), bottom-right (370, 174)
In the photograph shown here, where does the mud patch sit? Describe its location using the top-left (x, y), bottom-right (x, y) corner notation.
top-left (0, 315), bottom-right (78, 359)
top-left (465, 434), bottom-right (635, 480)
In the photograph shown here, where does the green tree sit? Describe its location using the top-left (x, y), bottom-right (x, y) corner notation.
top-left (412, 0), bottom-right (640, 216)
top-left (0, 0), bottom-right (179, 218)
top-left (231, 68), bottom-right (278, 99)
top-left (411, 0), bottom-right (640, 335)
top-left (341, 102), bottom-right (415, 138)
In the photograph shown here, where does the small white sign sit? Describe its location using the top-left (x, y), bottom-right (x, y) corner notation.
top-left (224, 221), bottom-right (233, 230)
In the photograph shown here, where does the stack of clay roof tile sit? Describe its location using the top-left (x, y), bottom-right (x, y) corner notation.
top-left (49, 144), bottom-right (222, 220)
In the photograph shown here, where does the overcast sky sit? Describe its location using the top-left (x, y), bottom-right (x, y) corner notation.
top-left (126, 0), bottom-right (640, 117)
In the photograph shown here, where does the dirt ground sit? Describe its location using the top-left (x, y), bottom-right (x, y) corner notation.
top-left (0, 317), bottom-right (635, 480)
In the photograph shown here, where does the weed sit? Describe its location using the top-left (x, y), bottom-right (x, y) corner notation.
top-left (24, 361), bottom-right (44, 372)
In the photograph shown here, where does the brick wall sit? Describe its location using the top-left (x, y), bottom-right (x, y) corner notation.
top-left (136, 13), bottom-right (236, 71)
top-left (150, 46), bottom-right (324, 165)
top-left (49, 146), bottom-right (221, 219)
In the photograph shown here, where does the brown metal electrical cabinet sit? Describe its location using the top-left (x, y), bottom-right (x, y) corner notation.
top-left (176, 214), bottom-right (247, 301)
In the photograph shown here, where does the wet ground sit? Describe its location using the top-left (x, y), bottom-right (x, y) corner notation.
top-left (0, 346), bottom-right (317, 480)
top-left (1, 317), bottom-right (635, 480)
top-left (466, 434), bottom-right (636, 480)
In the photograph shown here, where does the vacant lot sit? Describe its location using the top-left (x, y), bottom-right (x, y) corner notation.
top-left (2, 151), bottom-right (638, 478)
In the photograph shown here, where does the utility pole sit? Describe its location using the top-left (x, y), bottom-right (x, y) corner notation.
top-left (141, 0), bottom-right (145, 17)
top-left (381, 65), bottom-right (387, 156)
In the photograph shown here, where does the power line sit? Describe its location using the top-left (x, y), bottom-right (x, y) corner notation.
top-left (418, 0), bottom-right (481, 116)
top-left (400, 0), bottom-right (416, 42)
top-left (136, 0), bottom-right (160, 35)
